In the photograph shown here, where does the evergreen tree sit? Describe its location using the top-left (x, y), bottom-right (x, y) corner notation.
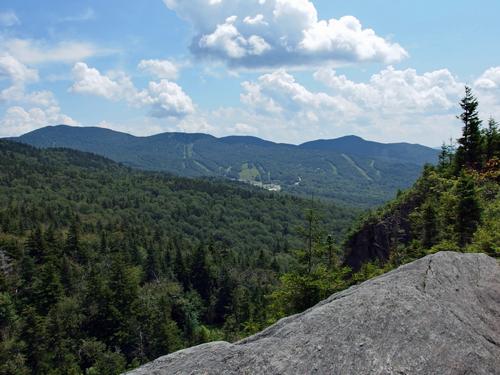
top-left (174, 245), bottom-right (189, 289)
top-left (145, 246), bottom-right (160, 282)
top-left (65, 218), bottom-right (83, 263)
top-left (297, 202), bottom-right (323, 274)
top-left (325, 234), bottom-right (337, 269)
top-left (191, 244), bottom-right (213, 301)
top-left (455, 173), bottom-right (481, 246)
top-left (438, 139), bottom-right (455, 170)
top-left (421, 202), bottom-right (438, 248)
top-left (455, 86), bottom-right (483, 170)
top-left (25, 227), bottom-right (45, 264)
top-left (484, 117), bottom-right (500, 160)
top-left (32, 262), bottom-right (64, 314)
top-left (107, 256), bottom-right (140, 357)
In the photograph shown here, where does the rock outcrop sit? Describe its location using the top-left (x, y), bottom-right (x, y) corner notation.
top-left (126, 252), bottom-right (500, 375)
top-left (343, 194), bottom-right (420, 271)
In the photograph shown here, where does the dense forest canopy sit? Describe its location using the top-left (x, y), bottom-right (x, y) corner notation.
top-left (0, 141), bottom-right (357, 374)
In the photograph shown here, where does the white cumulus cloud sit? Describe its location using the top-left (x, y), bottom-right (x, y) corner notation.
top-left (314, 66), bottom-right (463, 114)
top-left (138, 59), bottom-right (179, 80)
top-left (204, 67), bottom-right (476, 145)
top-left (70, 62), bottom-right (194, 118)
top-left (142, 80), bottom-right (195, 118)
top-left (163, 0), bottom-right (407, 68)
top-left (241, 69), bottom-right (359, 117)
top-left (0, 105), bottom-right (77, 137)
top-left (0, 53), bottom-right (57, 107)
top-left (70, 62), bottom-right (136, 101)
top-left (0, 54), bottom-right (77, 135)
top-left (475, 67), bottom-right (500, 90)
top-left (0, 53), bottom-right (38, 84)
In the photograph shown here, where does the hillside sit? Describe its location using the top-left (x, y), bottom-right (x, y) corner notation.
top-left (14, 125), bottom-right (439, 207)
top-left (126, 252), bottom-right (500, 375)
top-left (0, 140), bottom-right (357, 374)
top-left (343, 90), bottom-right (500, 271)
top-left (343, 154), bottom-right (499, 272)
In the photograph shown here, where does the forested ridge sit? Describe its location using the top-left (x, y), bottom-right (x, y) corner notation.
top-left (16, 127), bottom-right (438, 208)
top-left (0, 140), bottom-right (357, 374)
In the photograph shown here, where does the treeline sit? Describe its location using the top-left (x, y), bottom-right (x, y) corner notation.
top-left (0, 141), bottom-right (357, 374)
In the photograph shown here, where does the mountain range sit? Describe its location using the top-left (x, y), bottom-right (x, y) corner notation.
top-left (13, 125), bottom-right (439, 207)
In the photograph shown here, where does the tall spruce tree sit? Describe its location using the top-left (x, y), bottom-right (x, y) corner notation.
top-left (455, 86), bottom-right (483, 170)
top-left (484, 117), bottom-right (500, 160)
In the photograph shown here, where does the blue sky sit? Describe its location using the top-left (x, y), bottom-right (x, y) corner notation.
top-left (1, 0), bottom-right (499, 146)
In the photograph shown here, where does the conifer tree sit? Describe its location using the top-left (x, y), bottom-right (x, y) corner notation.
top-left (484, 117), bottom-right (500, 160)
top-left (455, 173), bottom-right (481, 246)
top-left (25, 227), bottom-right (45, 264)
top-left (191, 244), bottom-right (213, 301)
top-left (455, 86), bottom-right (483, 170)
top-left (65, 219), bottom-right (82, 262)
top-left (421, 202), bottom-right (438, 249)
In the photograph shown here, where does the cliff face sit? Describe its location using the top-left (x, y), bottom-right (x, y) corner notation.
top-left (343, 195), bottom-right (419, 271)
top-left (125, 252), bottom-right (500, 375)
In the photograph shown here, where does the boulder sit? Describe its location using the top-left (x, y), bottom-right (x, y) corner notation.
top-left (126, 252), bottom-right (500, 375)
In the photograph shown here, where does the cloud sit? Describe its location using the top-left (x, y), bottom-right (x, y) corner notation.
top-left (138, 59), bottom-right (179, 80)
top-left (177, 115), bottom-right (216, 133)
top-left (202, 67), bottom-right (472, 146)
top-left (314, 66), bottom-right (463, 114)
top-left (0, 54), bottom-right (76, 137)
top-left (241, 69), bottom-right (359, 117)
top-left (474, 66), bottom-right (500, 122)
top-left (0, 53), bottom-right (38, 84)
top-left (0, 11), bottom-right (20, 27)
top-left (0, 54), bottom-right (61, 107)
top-left (0, 105), bottom-right (77, 137)
top-left (475, 67), bottom-right (500, 90)
top-left (243, 14), bottom-right (267, 26)
top-left (198, 16), bottom-right (271, 59)
top-left (163, 0), bottom-right (407, 68)
top-left (70, 62), bottom-right (194, 118)
top-left (70, 62), bottom-right (136, 101)
top-left (141, 80), bottom-right (195, 117)
top-left (231, 122), bottom-right (257, 134)
top-left (1, 38), bottom-right (107, 65)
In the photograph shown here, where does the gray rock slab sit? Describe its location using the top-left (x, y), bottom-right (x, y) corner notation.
top-left (125, 252), bottom-right (500, 375)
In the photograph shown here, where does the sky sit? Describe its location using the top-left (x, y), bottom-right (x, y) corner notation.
top-left (1, 0), bottom-right (500, 146)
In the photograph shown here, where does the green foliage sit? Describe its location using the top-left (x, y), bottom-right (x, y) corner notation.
top-left (484, 117), bottom-right (500, 160)
top-left (455, 86), bottom-right (483, 170)
top-left (455, 173), bottom-right (481, 246)
top-left (0, 140), bottom-right (357, 373)
top-left (267, 265), bottom-right (350, 319)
